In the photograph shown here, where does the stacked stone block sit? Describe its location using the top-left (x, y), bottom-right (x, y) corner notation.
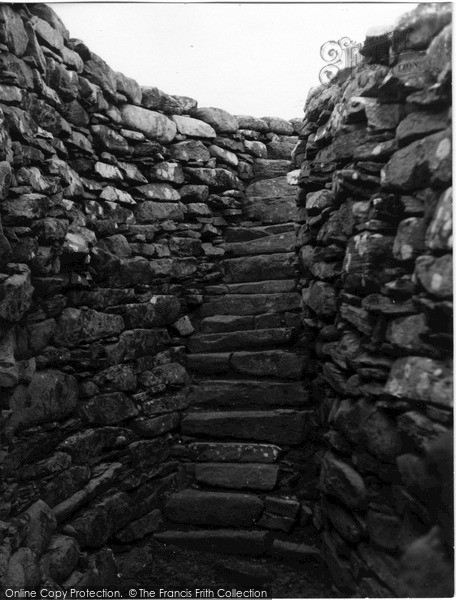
top-left (0, 3), bottom-right (306, 591)
top-left (294, 3), bottom-right (453, 596)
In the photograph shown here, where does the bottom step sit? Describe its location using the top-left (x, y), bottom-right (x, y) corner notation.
top-left (155, 529), bottom-right (270, 555)
top-left (155, 530), bottom-right (321, 561)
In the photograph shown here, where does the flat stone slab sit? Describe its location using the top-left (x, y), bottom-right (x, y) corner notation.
top-left (198, 293), bottom-right (300, 317)
top-left (155, 529), bottom-right (270, 555)
top-left (224, 280), bottom-right (297, 295)
top-left (195, 463), bottom-right (279, 490)
top-left (187, 353), bottom-right (231, 374)
top-left (223, 231), bottom-right (295, 256)
top-left (246, 176), bottom-right (294, 198)
top-left (188, 379), bottom-right (309, 407)
top-left (199, 315), bottom-right (254, 334)
top-left (189, 442), bottom-right (281, 463)
top-left (187, 328), bottom-right (294, 353)
top-left (221, 253), bottom-right (295, 283)
top-left (182, 410), bottom-right (311, 445)
top-left (244, 196), bottom-right (297, 225)
top-left (230, 350), bottom-right (306, 380)
top-left (165, 490), bottom-right (263, 526)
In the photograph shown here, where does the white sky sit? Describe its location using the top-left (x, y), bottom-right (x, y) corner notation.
top-left (51, 2), bottom-right (417, 119)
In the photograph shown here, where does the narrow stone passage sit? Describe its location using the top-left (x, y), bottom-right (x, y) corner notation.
top-left (0, 3), bottom-right (452, 598)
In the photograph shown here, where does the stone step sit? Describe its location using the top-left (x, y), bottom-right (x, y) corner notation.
top-left (223, 231), bottom-right (295, 256)
top-left (165, 489), bottom-right (263, 526)
top-left (187, 350), bottom-right (306, 379)
top-left (188, 379), bottom-right (309, 407)
top-left (181, 410), bottom-right (311, 445)
top-left (246, 176), bottom-right (295, 199)
top-left (198, 293), bottom-right (300, 317)
top-left (194, 463), bottom-right (279, 490)
top-left (188, 352), bottom-right (232, 374)
top-left (252, 158), bottom-right (290, 181)
top-left (199, 315), bottom-right (253, 334)
top-left (231, 350), bottom-right (306, 379)
top-left (187, 328), bottom-right (294, 353)
top-left (206, 279), bottom-right (297, 296)
top-left (244, 196), bottom-right (297, 225)
top-left (155, 529), bottom-right (270, 555)
top-left (225, 223), bottom-right (294, 243)
top-left (221, 253), bottom-right (295, 283)
top-left (188, 442), bottom-right (281, 463)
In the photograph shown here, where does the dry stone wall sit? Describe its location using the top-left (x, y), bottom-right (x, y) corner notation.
top-left (294, 3), bottom-right (453, 596)
top-left (0, 2), bottom-right (453, 597)
top-left (0, 2), bottom-right (306, 592)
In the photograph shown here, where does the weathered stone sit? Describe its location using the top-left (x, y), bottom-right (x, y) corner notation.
top-left (385, 356), bottom-right (452, 407)
top-left (236, 115), bottom-right (268, 132)
top-left (113, 296), bottom-right (180, 329)
top-left (116, 509), bottom-right (162, 543)
top-left (261, 116), bottom-right (294, 135)
top-left (230, 350), bottom-right (305, 379)
top-left (41, 535), bottom-right (79, 584)
top-left (246, 176), bottom-right (293, 199)
top-left (224, 231), bottom-right (295, 256)
top-left (0, 265), bottom-right (33, 322)
top-left (304, 281), bottom-right (337, 318)
top-left (222, 253), bottom-right (295, 283)
top-left (120, 104), bottom-right (177, 142)
top-left (199, 293), bottom-right (300, 317)
top-left (0, 328), bottom-right (19, 388)
top-left (195, 463), bottom-right (279, 491)
top-left (136, 201), bottom-right (186, 222)
top-left (185, 167), bottom-right (241, 190)
top-left (244, 196), bottom-right (297, 224)
top-left (189, 379), bottom-right (308, 407)
top-left (0, 5), bottom-right (28, 56)
top-left (425, 187), bottom-right (452, 251)
top-left (166, 490), bottom-right (262, 526)
top-left (334, 399), bottom-right (402, 462)
top-left (320, 453), bottom-right (367, 508)
top-left (54, 308), bottom-right (124, 347)
top-left (414, 254), bottom-right (452, 298)
top-left (23, 499), bottom-right (57, 556)
top-left (187, 328), bottom-right (294, 353)
top-left (397, 411), bottom-right (447, 449)
top-left (131, 413), bottom-right (180, 438)
top-left (189, 442), bottom-right (280, 463)
top-left (400, 526), bottom-right (453, 597)
top-left (194, 107), bottom-right (238, 133)
top-left (4, 548), bottom-right (41, 589)
top-left (155, 530), bottom-right (269, 555)
top-left (69, 492), bottom-right (132, 547)
top-left (171, 115), bottom-right (216, 138)
top-left (141, 86), bottom-right (185, 114)
top-left (9, 370), bottom-right (78, 430)
top-left (382, 129), bottom-right (451, 190)
top-left (182, 410), bottom-right (310, 445)
top-left (265, 496), bottom-right (300, 518)
top-left (386, 313), bottom-right (429, 352)
top-left (393, 217), bottom-right (426, 260)
top-left (367, 510), bottom-right (400, 551)
top-left (80, 392), bottom-right (138, 425)
top-left (140, 362), bottom-right (188, 390)
top-left (135, 182), bottom-right (180, 202)
top-left (325, 500), bottom-right (363, 543)
top-left (115, 71), bottom-right (142, 104)
top-left (170, 140), bottom-right (210, 163)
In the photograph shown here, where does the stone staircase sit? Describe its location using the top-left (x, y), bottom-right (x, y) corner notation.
top-left (156, 182), bottom-right (317, 555)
